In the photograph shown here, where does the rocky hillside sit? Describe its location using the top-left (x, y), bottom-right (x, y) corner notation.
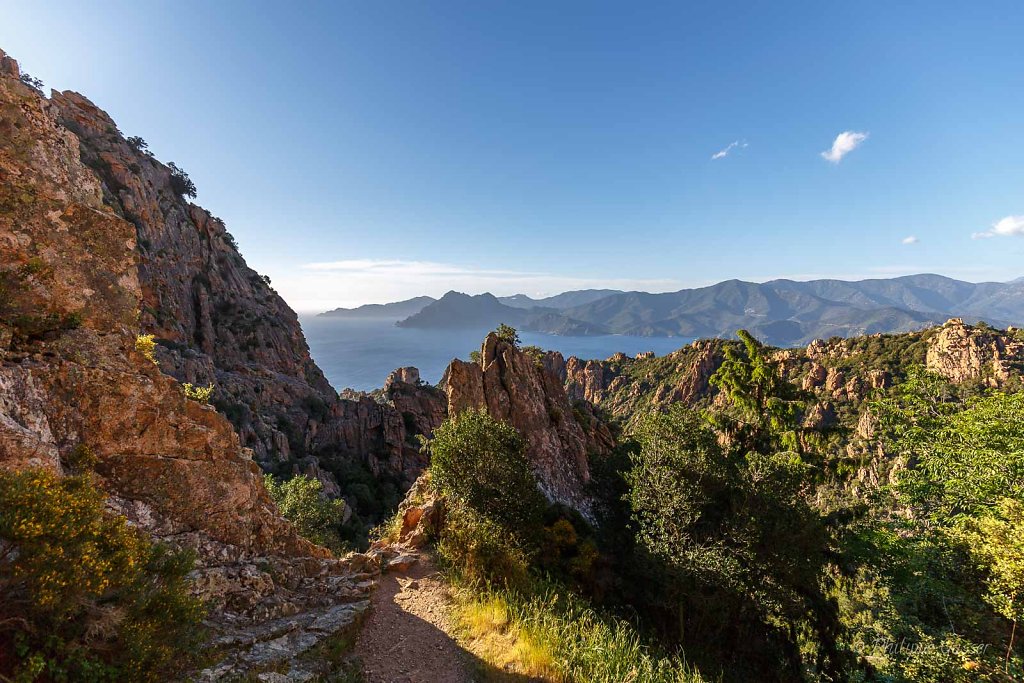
top-left (555, 318), bottom-right (1024, 425)
top-left (8, 56), bottom-right (455, 529)
top-left (0, 48), bottom-right (389, 680)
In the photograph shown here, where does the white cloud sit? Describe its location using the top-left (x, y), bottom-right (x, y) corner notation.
top-left (821, 131), bottom-right (868, 163)
top-left (276, 259), bottom-right (686, 312)
top-left (972, 215), bottom-right (1024, 239)
top-left (711, 140), bottom-right (747, 160)
top-left (901, 236), bottom-right (919, 245)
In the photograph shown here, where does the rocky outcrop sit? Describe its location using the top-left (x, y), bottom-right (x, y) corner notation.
top-left (559, 341), bottom-right (726, 418)
top-left (311, 376), bottom-right (446, 488)
top-left (926, 318), bottom-right (1024, 386)
top-left (442, 333), bottom-right (613, 516)
top-left (564, 356), bottom-right (609, 405)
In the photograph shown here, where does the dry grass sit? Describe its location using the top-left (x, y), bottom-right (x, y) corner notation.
top-left (448, 583), bottom-right (707, 683)
top-left (453, 592), bottom-right (561, 681)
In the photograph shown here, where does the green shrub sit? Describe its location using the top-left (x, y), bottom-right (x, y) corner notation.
top-left (494, 323), bottom-right (520, 346)
top-left (436, 499), bottom-right (531, 589)
top-left (430, 409), bottom-right (544, 535)
top-left (428, 410), bottom-right (547, 587)
top-left (0, 468), bottom-right (204, 682)
top-left (182, 382), bottom-right (214, 404)
top-left (263, 474), bottom-right (346, 553)
top-left (521, 344), bottom-right (545, 368)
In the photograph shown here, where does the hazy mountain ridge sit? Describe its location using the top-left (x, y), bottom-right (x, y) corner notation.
top-left (387, 274), bottom-right (1022, 346)
top-left (319, 295), bottom-right (435, 320)
top-left (497, 289), bottom-right (624, 310)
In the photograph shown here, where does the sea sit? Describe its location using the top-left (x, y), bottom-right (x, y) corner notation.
top-left (299, 316), bottom-right (693, 392)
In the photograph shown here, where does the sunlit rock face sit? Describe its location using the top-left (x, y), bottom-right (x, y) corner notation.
top-left (443, 333), bottom-right (614, 517)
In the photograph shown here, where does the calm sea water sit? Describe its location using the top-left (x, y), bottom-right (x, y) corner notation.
top-left (300, 316), bottom-right (693, 392)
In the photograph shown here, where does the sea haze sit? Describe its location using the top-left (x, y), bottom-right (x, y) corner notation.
top-left (300, 316), bottom-right (691, 392)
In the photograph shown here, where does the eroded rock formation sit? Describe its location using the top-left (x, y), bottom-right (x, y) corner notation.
top-left (442, 333), bottom-right (613, 515)
top-left (925, 318), bottom-right (1024, 386)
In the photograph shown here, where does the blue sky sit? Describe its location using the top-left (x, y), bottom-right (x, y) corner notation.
top-left (3, 1), bottom-right (1023, 311)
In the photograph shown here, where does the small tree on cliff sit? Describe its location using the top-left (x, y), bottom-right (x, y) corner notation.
top-left (167, 162), bottom-right (197, 199)
top-left (495, 323), bottom-right (520, 346)
top-left (19, 73), bottom-right (43, 91)
top-left (709, 329), bottom-right (806, 455)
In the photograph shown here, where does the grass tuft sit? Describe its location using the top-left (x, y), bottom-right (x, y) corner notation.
top-left (450, 582), bottom-right (706, 683)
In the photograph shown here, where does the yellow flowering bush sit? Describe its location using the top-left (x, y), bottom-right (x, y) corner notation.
top-left (0, 468), bottom-right (205, 681)
top-left (182, 382), bottom-right (214, 404)
top-left (134, 333), bottom-right (158, 365)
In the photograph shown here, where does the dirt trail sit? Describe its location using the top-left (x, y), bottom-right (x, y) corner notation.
top-left (354, 557), bottom-right (475, 683)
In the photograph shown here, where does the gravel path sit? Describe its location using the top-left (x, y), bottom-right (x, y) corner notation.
top-left (354, 557), bottom-right (475, 683)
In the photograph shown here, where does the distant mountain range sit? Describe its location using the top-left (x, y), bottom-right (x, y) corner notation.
top-left (327, 275), bottom-right (1024, 346)
top-left (319, 296), bottom-right (436, 320)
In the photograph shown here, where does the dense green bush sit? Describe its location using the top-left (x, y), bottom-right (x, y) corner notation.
top-left (430, 409), bottom-right (545, 535)
top-left (0, 468), bottom-right (204, 682)
top-left (436, 499), bottom-right (531, 588)
top-left (427, 409), bottom-right (548, 587)
top-left (625, 405), bottom-right (841, 680)
top-left (263, 474), bottom-right (346, 553)
top-left (836, 371), bottom-right (1024, 680)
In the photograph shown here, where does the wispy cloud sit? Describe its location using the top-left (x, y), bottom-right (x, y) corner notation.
top-left (281, 259), bottom-right (686, 312)
top-left (901, 236), bottom-right (919, 245)
top-left (711, 140), bottom-right (747, 160)
top-left (972, 215), bottom-right (1024, 239)
top-left (821, 131), bottom-right (868, 163)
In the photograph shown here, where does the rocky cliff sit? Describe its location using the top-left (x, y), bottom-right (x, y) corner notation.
top-left (442, 333), bottom-right (614, 515)
top-left (0, 51), bottom-right (306, 555)
top-left (29, 63), bottom-right (448, 520)
top-left (0, 49), bottom-right (409, 680)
